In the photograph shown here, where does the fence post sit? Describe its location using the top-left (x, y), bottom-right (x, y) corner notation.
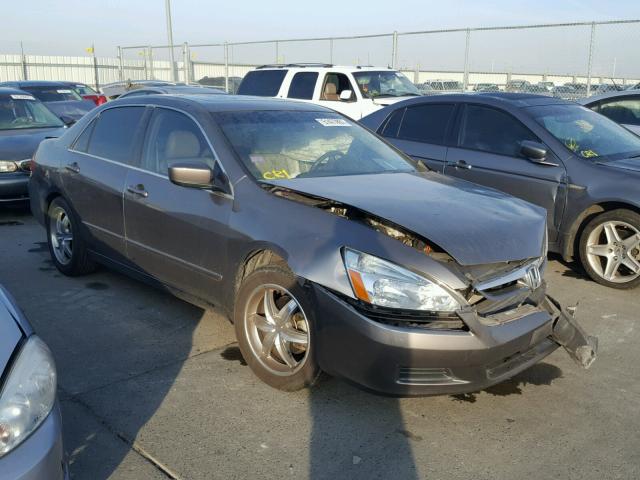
top-left (329, 38), bottom-right (333, 64)
top-left (117, 46), bottom-right (124, 82)
top-left (20, 41), bottom-right (28, 80)
top-left (586, 21), bottom-right (596, 96)
top-left (224, 42), bottom-right (229, 93)
top-left (182, 42), bottom-right (190, 83)
top-left (391, 31), bottom-right (398, 69)
top-left (148, 46), bottom-right (154, 80)
top-left (275, 41), bottom-right (279, 63)
top-left (463, 28), bottom-right (471, 91)
top-left (92, 45), bottom-right (100, 91)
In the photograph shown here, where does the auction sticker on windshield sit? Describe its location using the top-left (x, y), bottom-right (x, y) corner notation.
top-left (10, 94), bottom-right (35, 100)
top-left (56, 89), bottom-right (73, 94)
top-left (316, 118), bottom-right (351, 127)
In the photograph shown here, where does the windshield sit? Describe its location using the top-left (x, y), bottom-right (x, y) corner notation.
top-left (72, 84), bottom-right (97, 95)
top-left (22, 86), bottom-right (83, 102)
top-left (215, 111), bottom-right (417, 180)
top-left (0, 95), bottom-right (63, 130)
top-left (352, 71), bottom-right (421, 98)
top-left (529, 104), bottom-right (640, 160)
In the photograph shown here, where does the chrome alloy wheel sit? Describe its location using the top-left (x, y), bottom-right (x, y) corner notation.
top-left (49, 206), bottom-right (73, 265)
top-left (586, 220), bottom-right (640, 284)
top-left (244, 284), bottom-right (310, 376)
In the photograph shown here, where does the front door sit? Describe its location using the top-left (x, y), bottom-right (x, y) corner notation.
top-left (123, 107), bottom-right (232, 303)
top-left (444, 104), bottom-right (566, 242)
top-left (316, 72), bottom-right (360, 119)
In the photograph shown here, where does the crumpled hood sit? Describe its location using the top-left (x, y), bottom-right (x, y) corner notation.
top-left (45, 100), bottom-right (95, 121)
top-left (597, 157), bottom-right (640, 174)
top-left (268, 172), bottom-right (547, 265)
top-left (372, 96), bottom-right (420, 106)
top-left (0, 127), bottom-right (65, 160)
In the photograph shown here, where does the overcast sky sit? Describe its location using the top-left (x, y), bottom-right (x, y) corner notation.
top-left (3, 0), bottom-right (639, 56)
top-left (2, 1), bottom-right (639, 78)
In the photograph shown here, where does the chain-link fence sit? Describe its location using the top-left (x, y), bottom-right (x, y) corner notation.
top-left (1, 20), bottom-right (638, 97)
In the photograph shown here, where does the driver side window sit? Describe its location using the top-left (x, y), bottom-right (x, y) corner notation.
top-left (320, 73), bottom-right (355, 102)
top-left (460, 105), bottom-right (539, 157)
top-left (142, 108), bottom-right (215, 176)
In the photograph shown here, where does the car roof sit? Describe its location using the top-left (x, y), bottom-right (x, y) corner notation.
top-left (0, 86), bottom-right (36, 96)
top-left (397, 92), bottom-right (573, 108)
top-left (578, 89), bottom-right (640, 106)
top-left (6, 80), bottom-right (74, 87)
top-left (112, 93), bottom-right (332, 113)
top-left (253, 64), bottom-right (396, 73)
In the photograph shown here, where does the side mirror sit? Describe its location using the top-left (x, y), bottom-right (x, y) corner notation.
top-left (339, 90), bottom-right (353, 101)
top-left (168, 161), bottom-right (230, 194)
top-left (60, 115), bottom-right (76, 127)
top-left (520, 140), bottom-right (561, 167)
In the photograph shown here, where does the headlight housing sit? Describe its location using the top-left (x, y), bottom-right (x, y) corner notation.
top-left (0, 161), bottom-right (18, 173)
top-left (343, 248), bottom-right (461, 312)
top-left (0, 336), bottom-right (57, 457)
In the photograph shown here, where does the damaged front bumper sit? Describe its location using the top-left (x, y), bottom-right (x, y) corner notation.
top-left (312, 285), bottom-right (597, 396)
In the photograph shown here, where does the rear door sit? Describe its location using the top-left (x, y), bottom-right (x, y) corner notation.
top-left (62, 106), bottom-right (147, 258)
top-left (378, 103), bottom-right (457, 172)
top-left (444, 103), bottom-right (566, 241)
top-left (123, 107), bottom-right (232, 303)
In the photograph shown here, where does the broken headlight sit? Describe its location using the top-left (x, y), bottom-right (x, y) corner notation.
top-left (343, 248), bottom-right (460, 312)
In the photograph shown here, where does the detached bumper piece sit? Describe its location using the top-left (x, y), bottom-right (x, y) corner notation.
top-left (544, 295), bottom-right (598, 369)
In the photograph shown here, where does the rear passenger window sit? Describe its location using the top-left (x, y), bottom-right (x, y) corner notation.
top-left (380, 108), bottom-right (405, 138)
top-left (598, 98), bottom-right (640, 126)
top-left (237, 70), bottom-right (287, 96)
top-left (287, 72), bottom-right (318, 100)
top-left (86, 107), bottom-right (145, 163)
top-left (142, 108), bottom-right (214, 175)
top-left (73, 119), bottom-right (96, 153)
top-left (460, 105), bottom-right (538, 157)
top-left (397, 104), bottom-right (455, 145)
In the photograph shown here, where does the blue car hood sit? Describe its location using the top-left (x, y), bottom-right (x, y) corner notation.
top-left (0, 127), bottom-right (65, 160)
top-left (268, 171), bottom-right (547, 265)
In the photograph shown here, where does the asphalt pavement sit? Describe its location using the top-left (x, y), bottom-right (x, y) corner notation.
top-left (1, 207), bottom-right (638, 480)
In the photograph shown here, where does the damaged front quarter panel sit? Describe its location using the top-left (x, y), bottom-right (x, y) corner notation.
top-left (543, 295), bottom-right (598, 368)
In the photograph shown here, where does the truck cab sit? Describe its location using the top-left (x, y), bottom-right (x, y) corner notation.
top-left (237, 63), bottom-right (422, 119)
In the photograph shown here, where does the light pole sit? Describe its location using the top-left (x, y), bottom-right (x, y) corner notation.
top-left (165, 0), bottom-right (177, 82)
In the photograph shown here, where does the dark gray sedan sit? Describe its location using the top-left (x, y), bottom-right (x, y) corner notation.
top-left (0, 88), bottom-right (65, 205)
top-left (361, 93), bottom-right (640, 289)
top-left (29, 95), bottom-right (595, 395)
top-left (0, 286), bottom-right (66, 479)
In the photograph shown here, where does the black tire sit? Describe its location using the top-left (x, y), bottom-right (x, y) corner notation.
top-left (234, 263), bottom-right (321, 391)
top-left (579, 209), bottom-right (640, 289)
top-left (46, 197), bottom-right (96, 276)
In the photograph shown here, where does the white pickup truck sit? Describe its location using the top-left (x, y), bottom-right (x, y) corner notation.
top-left (236, 63), bottom-right (422, 119)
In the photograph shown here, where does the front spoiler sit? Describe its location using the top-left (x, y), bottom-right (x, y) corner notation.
top-left (544, 295), bottom-right (598, 369)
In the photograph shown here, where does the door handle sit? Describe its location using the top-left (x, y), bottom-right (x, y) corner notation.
top-left (454, 160), bottom-right (472, 170)
top-left (127, 184), bottom-right (149, 198)
top-left (65, 162), bottom-right (80, 173)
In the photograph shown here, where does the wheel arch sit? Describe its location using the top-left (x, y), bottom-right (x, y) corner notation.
top-left (563, 201), bottom-right (640, 261)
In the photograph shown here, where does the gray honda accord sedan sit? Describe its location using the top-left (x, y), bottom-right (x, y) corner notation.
top-left (29, 95), bottom-right (596, 395)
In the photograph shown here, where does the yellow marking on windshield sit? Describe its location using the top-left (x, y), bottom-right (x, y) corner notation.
top-left (262, 169), bottom-right (291, 180)
top-left (581, 149), bottom-right (599, 158)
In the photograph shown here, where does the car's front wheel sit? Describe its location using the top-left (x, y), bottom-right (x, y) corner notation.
top-left (579, 209), bottom-right (640, 289)
top-left (46, 197), bottom-right (95, 276)
top-left (234, 262), bottom-right (321, 391)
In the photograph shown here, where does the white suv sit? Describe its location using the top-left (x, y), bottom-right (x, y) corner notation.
top-left (236, 63), bottom-right (422, 119)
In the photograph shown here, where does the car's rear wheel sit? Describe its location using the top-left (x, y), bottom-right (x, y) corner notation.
top-left (46, 197), bottom-right (95, 276)
top-left (234, 263), bottom-right (321, 391)
top-left (579, 209), bottom-right (640, 289)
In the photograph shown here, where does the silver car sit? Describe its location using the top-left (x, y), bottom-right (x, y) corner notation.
top-left (0, 286), bottom-right (66, 480)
